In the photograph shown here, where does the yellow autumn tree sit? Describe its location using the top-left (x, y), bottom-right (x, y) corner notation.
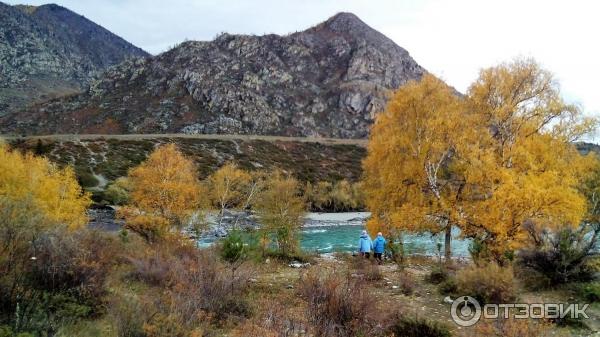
top-left (0, 142), bottom-right (91, 230)
top-left (118, 143), bottom-right (204, 242)
top-left (460, 58), bottom-right (597, 258)
top-left (363, 74), bottom-right (472, 261)
top-left (304, 181), bottom-right (333, 211)
top-left (363, 59), bottom-right (597, 262)
top-left (206, 162), bottom-right (253, 226)
top-left (0, 142), bottom-right (90, 299)
top-left (330, 179), bottom-right (358, 211)
top-left (254, 170), bottom-right (306, 256)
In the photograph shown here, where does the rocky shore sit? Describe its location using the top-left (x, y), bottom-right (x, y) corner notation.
top-left (86, 207), bottom-right (369, 240)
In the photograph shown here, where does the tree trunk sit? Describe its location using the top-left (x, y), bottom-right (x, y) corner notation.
top-left (444, 224), bottom-right (452, 264)
top-left (218, 206), bottom-right (225, 227)
top-left (397, 232), bottom-right (405, 265)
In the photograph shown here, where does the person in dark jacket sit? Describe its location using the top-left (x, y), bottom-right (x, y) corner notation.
top-left (372, 232), bottom-right (386, 264)
top-left (358, 230), bottom-right (373, 258)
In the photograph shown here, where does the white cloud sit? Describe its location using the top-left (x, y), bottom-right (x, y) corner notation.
top-left (5, 0), bottom-right (599, 121)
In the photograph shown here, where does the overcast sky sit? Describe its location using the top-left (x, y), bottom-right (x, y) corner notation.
top-left (5, 0), bottom-right (600, 122)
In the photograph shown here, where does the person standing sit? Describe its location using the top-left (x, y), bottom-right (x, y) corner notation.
top-left (358, 230), bottom-right (373, 258)
top-left (372, 232), bottom-right (386, 264)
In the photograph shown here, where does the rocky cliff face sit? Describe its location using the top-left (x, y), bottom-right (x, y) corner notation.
top-left (1, 12), bottom-right (425, 138)
top-left (0, 2), bottom-right (148, 115)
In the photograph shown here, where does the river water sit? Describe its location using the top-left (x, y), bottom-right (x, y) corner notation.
top-left (301, 212), bottom-right (471, 256)
top-left (199, 212), bottom-right (472, 257)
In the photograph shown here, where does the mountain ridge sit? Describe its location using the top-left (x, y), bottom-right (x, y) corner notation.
top-left (0, 2), bottom-right (149, 115)
top-left (1, 11), bottom-right (425, 138)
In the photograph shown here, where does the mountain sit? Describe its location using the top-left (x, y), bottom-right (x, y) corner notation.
top-left (0, 12), bottom-right (425, 138)
top-left (0, 2), bottom-right (149, 115)
top-left (575, 141), bottom-right (600, 156)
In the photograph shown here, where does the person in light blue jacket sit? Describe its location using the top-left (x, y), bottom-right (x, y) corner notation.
top-left (372, 232), bottom-right (386, 264)
top-left (358, 230), bottom-right (373, 258)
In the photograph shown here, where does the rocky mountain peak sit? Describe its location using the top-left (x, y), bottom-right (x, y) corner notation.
top-left (13, 4), bottom-right (38, 14)
top-left (320, 12), bottom-right (366, 31)
top-left (298, 12), bottom-right (411, 61)
top-left (0, 1), bottom-right (148, 115)
top-left (33, 3), bottom-right (63, 11)
top-left (1, 11), bottom-right (425, 138)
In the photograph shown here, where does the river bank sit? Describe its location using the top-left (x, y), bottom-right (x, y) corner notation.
top-left (87, 208), bottom-right (472, 256)
top-left (198, 211), bottom-right (472, 256)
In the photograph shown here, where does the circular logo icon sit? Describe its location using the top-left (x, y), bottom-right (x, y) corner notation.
top-left (451, 296), bottom-right (481, 327)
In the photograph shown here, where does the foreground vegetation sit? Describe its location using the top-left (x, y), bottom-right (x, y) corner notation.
top-left (2, 121), bottom-right (598, 337)
top-left (1, 219), bottom-right (597, 337)
top-left (1, 58), bottom-right (599, 336)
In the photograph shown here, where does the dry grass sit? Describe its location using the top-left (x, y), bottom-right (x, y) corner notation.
top-left (352, 257), bottom-right (384, 282)
top-left (455, 262), bottom-right (517, 304)
top-left (465, 318), bottom-right (569, 337)
top-left (297, 269), bottom-right (381, 337)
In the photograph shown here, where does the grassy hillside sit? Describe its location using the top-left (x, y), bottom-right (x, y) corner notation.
top-left (8, 137), bottom-right (367, 186)
top-left (8, 137), bottom-right (597, 190)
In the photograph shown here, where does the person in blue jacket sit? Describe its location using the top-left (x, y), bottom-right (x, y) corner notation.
top-left (372, 232), bottom-right (386, 264)
top-left (358, 230), bottom-right (373, 258)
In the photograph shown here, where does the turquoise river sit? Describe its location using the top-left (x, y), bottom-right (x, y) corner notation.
top-left (199, 212), bottom-right (471, 257)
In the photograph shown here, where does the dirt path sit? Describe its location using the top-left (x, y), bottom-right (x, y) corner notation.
top-left (1, 133), bottom-right (369, 147)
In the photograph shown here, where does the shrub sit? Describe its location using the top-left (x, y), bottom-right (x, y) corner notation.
top-left (427, 266), bottom-right (449, 284)
top-left (120, 240), bottom-right (252, 334)
top-left (264, 249), bottom-right (314, 264)
top-left (386, 313), bottom-right (451, 337)
top-left (469, 238), bottom-right (515, 266)
top-left (0, 326), bottom-right (11, 337)
top-left (127, 250), bottom-right (172, 286)
top-left (78, 171), bottom-right (99, 188)
top-left (516, 225), bottom-right (599, 286)
top-left (554, 315), bottom-right (587, 329)
top-left (56, 320), bottom-right (115, 337)
top-left (0, 228), bottom-right (118, 336)
top-left (578, 282), bottom-right (600, 302)
top-left (108, 293), bottom-right (150, 337)
top-left (143, 313), bottom-right (188, 337)
top-left (352, 257), bottom-right (383, 282)
top-left (167, 249), bottom-right (252, 321)
top-left (297, 270), bottom-right (379, 337)
top-left (230, 298), bottom-right (308, 337)
top-left (103, 182), bottom-right (130, 205)
top-left (304, 180), bottom-right (365, 212)
top-left (438, 278), bottom-right (458, 295)
top-left (0, 326), bottom-right (34, 337)
top-left (220, 229), bottom-right (247, 264)
top-left (127, 240), bottom-right (253, 322)
top-left (468, 238), bottom-right (489, 263)
top-left (0, 229), bottom-right (119, 335)
top-left (26, 229), bottom-right (118, 305)
top-left (468, 317), bottom-right (558, 337)
top-left (231, 322), bottom-right (278, 337)
top-left (386, 238), bottom-right (404, 266)
top-left (397, 273), bottom-right (415, 295)
top-left (24, 292), bottom-right (93, 333)
top-left (455, 263), bottom-right (516, 304)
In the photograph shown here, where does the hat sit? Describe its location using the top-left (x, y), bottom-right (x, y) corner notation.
top-left (361, 230), bottom-right (367, 235)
